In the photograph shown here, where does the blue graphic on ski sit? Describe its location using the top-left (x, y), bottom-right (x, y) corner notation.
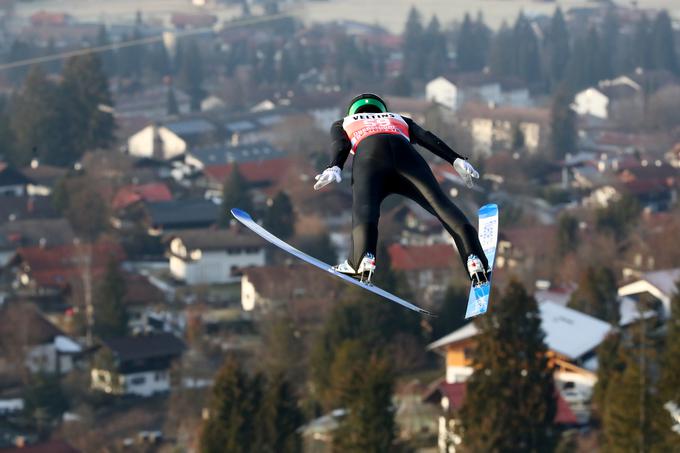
top-left (464, 204), bottom-right (499, 319)
top-left (231, 208), bottom-right (434, 316)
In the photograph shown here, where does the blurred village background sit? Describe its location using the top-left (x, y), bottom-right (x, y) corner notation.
top-left (0, 0), bottom-right (679, 451)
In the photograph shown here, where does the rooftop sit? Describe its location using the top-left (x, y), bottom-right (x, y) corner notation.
top-left (428, 301), bottom-right (612, 360)
top-left (146, 199), bottom-right (219, 229)
top-left (166, 227), bottom-right (267, 251)
top-left (101, 333), bottom-right (185, 362)
top-left (164, 118), bottom-right (216, 137)
top-left (188, 142), bottom-right (284, 167)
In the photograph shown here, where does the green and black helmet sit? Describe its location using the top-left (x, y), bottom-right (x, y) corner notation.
top-left (347, 93), bottom-right (388, 115)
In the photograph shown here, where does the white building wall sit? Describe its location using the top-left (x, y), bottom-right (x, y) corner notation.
top-left (241, 276), bottom-right (257, 311)
top-left (446, 365), bottom-right (473, 383)
top-left (470, 118), bottom-right (493, 155)
top-left (123, 370), bottom-right (170, 397)
top-left (173, 249), bottom-right (266, 285)
top-left (128, 126), bottom-right (187, 160)
top-left (426, 77), bottom-right (458, 110)
top-left (26, 344), bottom-right (57, 374)
top-left (574, 88), bottom-right (609, 119)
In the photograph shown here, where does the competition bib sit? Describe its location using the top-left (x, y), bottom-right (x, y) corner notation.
top-left (342, 112), bottom-right (410, 153)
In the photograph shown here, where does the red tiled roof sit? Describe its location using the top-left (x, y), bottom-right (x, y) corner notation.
top-left (30, 11), bottom-right (71, 26)
top-left (112, 182), bottom-right (173, 210)
top-left (388, 243), bottom-right (456, 271)
top-left (17, 241), bottom-right (125, 288)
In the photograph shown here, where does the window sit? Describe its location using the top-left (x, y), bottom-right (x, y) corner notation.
top-left (155, 372), bottom-right (166, 382)
top-left (130, 376), bottom-right (146, 386)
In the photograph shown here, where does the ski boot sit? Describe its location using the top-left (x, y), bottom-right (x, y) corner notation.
top-left (333, 253), bottom-right (377, 284)
top-left (467, 254), bottom-right (489, 287)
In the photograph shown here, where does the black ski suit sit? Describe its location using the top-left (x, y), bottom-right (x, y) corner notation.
top-left (327, 111), bottom-right (489, 274)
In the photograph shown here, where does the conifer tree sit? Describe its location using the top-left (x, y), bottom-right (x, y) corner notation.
top-left (333, 355), bottom-right (395, 452)
top-left (255, 372), bottom-right (302, 453)
top-left (592, 332), bottom-right (624, 421)
top-left (9, 65), bottom-right (66, 165)
top-left (200, 357), bottom-right (262, 453)
top-left (602, 322), bottom-right (666, 452)
top-left (556, 213), bottom-right (579, 256)
top-left (633, 14), bottom-right (653, 70)
top-left (219, 164), bottom-right (252, 227)
top-left (601, 7), bottom-right (620, 77)
top-left (459, 280), bottom-right (557, 452)
top-left (658, 282), bottom-right (680, 448)
top-left (94, 259), bottom-right (128, 338)
top-left (456, 13), bottom-right (478, 72)
top-left (96, 24), bottom-right (117, 77)
top-left (402, 6), bottom-right (425, 79)
top-left (430, 285), bottom-right (469, 341)
top-left (546, 8), bottom-right (570, 89)
top-left (178, 39), bottom-right (205, 111)
top-left (489, 22), bottom-right (515, 78)
top-left (424, 15), bottom-right (448, 78)
top-left (513, 12), bottom-right (541, 85)
top-left (651, 11), bottom-right (678, 74)
top-left (61, 53), bottom-right (116, 156)
top-left (549, 86), bottom-right (577, 160)
top-left (567, 265), bottom-right (619, 324)
top-left (263, 191), bottom-right (295, 240)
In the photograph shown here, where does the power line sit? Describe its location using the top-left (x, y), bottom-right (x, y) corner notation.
top-left (0, 10), bottom-right (298, 72)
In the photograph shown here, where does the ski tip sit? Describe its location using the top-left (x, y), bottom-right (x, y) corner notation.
top-left (421, 309), bottom-right (437, 318)
top-left (230, 208), bottom-right (251, 220)
top-left (479, 203), bottom-right (498, 216)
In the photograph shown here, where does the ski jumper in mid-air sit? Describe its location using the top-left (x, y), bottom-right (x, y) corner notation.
top-left (313, 93), bottom-right (490, 285)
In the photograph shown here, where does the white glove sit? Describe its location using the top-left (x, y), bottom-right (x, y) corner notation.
top-left (313, 166), bottom-right (342, 190)
top-left (453, 158), bottom-right (479, 188)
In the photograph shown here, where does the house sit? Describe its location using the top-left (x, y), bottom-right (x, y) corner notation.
top-left (114, 85), bottom-right (191, 121)
top-left (383, 96), bottom-right (433, 123)
top-left (0, 163), bottom-right (33, 196)
top-left (145, 199), bottom-right (219, 233)
top-left (122, 272), bottom-right (170, 333)
top-left (666, 143), bottom-right (680, 168)
top-left (428, 301), bottom-right (611, 393)
top-left (387, 243), bottom-right (456, 304)
top-left (0, 218), bottom-right (74, 248)
top-left (12, 241), bottom-right (125, 296)
top-left (90, 333), bottom-right (184, 397)
top-left (111, 182), bottom-right (173, 211)
top-left (185, 142), bottom-right (285, 171)
top-left (240, 264), bottom-right (341, 320)
top-left (457, 102), bottom-right (549, 155)
top-left (423, 380), bottom-right (579, 452)
top-left (618, 268), bottom-right (680, 319)
top-left (19, 162), bottom-right (67, 196)
top-left (616, 162), bottom-right (678, 211)
top-left (426, 74), bottom-right (531, 112)
top-left (127, 119), bottom-right (218, 160)
top-left (167, 228), bottom-right (266, 285)
top-left (0, 303), bottom-right (82, 376)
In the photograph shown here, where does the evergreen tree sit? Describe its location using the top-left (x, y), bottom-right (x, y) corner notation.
top-left (117, 27), bottom-right (145, 78)
top-left (166, 86), bottom-right (179, 116)
top-left (512, 12), bottom-right (541, 85)
top-left (53, 175), bottom-right (110, 241)
top-left (219, 164), bottom-right (252, 227)
top-left (651, 11), bottom-right (678, 74)
top-left (333, 355), bottom-right (395, 452)
top-left (556, 213), bottom-right (579, 256)
top-left (456, 14), bottom-right (478, 72)
top-left (200, 357), bottom-right (262, 453)
top-left (592, 332), bottom-right (624, 421)
top-left (296, 232), bottom-right (337, 265)
top-left (489, 22), bottom-right (515, 78)
top-left (658, 282), bottom-right (680, 448)
top-left (601, 7), bottom-right (620, 77)
top-left (545, 8), bottom-right (570, 89)
top-left (263, 191), bottom-right (295, 240)
top-left (61, 53), bottom-right (116, 156)
top-left (0, 99), bottom-right (17, 165)
top-left (567, 265), bottom-right (619, 324)
top-left (602, 322), bottom-right (666, 452)
top-left (9, 65), bottom-right (66, 165)
top-left (23, 373), bottom-right (68, 431)
top-left (256, 372), bottom-right (303, 453)
top-left (149, 43), bottom-right (171, 79)
top-left (549, 86), bottom-right (577, 159)
top-left (94, 259), bottom-right (128, 338)
top-left (402, 6), bottom-right (425, 79)
top-left (633, 14), bottom-right (653, 70)
top-left (459, 280), bottom-right (558, 452)
top-left (177, 39), bottom-right (205, 111)
top-left (595, 194), bottom-right (641, 241)
top-left (96, 24), bottom-right (117, 77)
top-left (7, 39), bottom-right (34, 84)
top-left (424, 15), bottom-right (448, 78)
